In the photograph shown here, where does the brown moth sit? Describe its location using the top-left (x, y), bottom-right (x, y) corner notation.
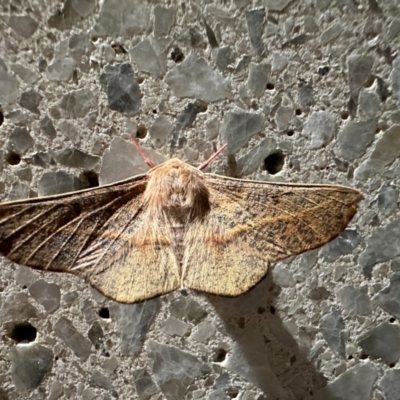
top-left (0, 139), bottom-right (362, 303)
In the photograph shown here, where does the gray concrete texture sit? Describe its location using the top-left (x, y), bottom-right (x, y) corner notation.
top-left (0, 0), bottom-right (399, 399)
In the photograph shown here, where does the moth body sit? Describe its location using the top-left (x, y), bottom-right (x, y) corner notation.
top-left (142, 159), bottom-right (212, 269)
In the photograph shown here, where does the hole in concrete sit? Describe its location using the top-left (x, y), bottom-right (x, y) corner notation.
top-left (266, 82), bottom-right (275, 90)
top-left (340, 111), bottom-right (349, 120)
top-left (79, 170), bottom-right (99, 189)
top-left (287, 129), bottom-right (294, 137)
top-left (111, 43), bottom-right (127, 54)
top-left (318, 66), bottom-right (330, 76)
top-left (171, 47), bottom-right (184, 63)
top-left (264, 151), bottom-right (284, 175)
top-left (214, 348), bottom-right (227, 362)
top-left (8, 322), bottom-right (37, 343)
top-left (136, 124), bottom-right (147, 139)
top-left (99, 307), bottom-right (110, 319)
top-left (6, 151), bottom-right (21, 165)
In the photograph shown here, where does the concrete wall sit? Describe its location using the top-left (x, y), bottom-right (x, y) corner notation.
top-left (0, 0), bottom-right (399, 399)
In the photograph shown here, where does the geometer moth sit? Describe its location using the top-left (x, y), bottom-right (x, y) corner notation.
top-left (0, 140), bottom-right (361, 303)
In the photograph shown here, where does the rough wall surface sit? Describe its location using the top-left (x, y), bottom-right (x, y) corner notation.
top-left (0, 0), bottom-right (399, 399)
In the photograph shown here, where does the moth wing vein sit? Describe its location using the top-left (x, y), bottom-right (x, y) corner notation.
top-left (44, 216), bottom-right (86, 269)
top-left (83, 206), bottom-right (144, 273)
top-left (78, 198), bottom-right (142, 258)
top-left (2, 204), bottom-right (59, 241)
top-left (0, 205), bottom-right (35, 225)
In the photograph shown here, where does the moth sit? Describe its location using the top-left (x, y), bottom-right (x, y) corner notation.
top-left (0, 138), bottom-right (362, 303)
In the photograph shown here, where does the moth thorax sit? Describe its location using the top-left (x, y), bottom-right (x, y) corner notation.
top-left (145, 162), bottom-right (211, 220)
top-left (165, 178), bottom-right (210, 220)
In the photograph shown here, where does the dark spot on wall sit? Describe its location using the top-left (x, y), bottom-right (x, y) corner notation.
top-left (264, 151), bottom-right (284, 175)
top-left (214, 348), bottom-right (227, 362)
top-left (79, 170), bottom-right (99, 189)
top-left (7, 322), bottom-right (37, 343)
top-left (136, 124), bottom-right (147, 139)
top-left (98, 307), bottom-right (110, 319)
top-left (6, 151), bottom-right (21, 165)
top-left (171, 47), bottom-right (184, 63)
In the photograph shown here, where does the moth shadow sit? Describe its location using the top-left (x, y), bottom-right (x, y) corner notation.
top-left (202, 273), bottom-right (336, 400)
top-left (0, 388), bottom-right (9, 400)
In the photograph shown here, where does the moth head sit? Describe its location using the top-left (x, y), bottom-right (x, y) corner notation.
top-left (144, 159), bottom-right (210, 220)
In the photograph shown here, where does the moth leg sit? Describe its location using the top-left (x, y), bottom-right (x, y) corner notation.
top-left (198, 143), bottom-right (227, 170)
top-left (130, 135), bottom-right (155, 168)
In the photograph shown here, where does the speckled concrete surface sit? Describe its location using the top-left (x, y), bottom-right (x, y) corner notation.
top-left (0, 0), bottom-right (399, 399)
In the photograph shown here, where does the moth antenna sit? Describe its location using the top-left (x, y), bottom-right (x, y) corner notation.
top-left (130, 135), bottom-right (156, 168)
top-left (198, 143), bottom-right (228, 171)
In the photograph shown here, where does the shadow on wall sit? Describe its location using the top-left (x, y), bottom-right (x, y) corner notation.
top-left (0, 388), bottom-right (9, 400)
top-left (205, 273), bottom-right (333, 400)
